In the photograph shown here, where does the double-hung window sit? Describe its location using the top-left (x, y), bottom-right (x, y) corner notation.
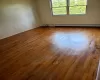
top-left (51, 0), bottom-right (87, 15)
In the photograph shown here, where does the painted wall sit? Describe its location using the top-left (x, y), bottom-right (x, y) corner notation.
top-left (0, 0), bottom-right (40, 39)
top-left (36, 0), bottom-right (100, 25)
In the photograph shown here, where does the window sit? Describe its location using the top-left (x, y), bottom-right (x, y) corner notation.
top-left (51, 0), bottom-right (87, 15)
top-left (51, 0), bottom-right (67, 15)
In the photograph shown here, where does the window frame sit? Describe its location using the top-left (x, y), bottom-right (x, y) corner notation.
top-left (50, 0), bottom-right (68, 15)
top-left (50, 0), bottom-right (88, 16)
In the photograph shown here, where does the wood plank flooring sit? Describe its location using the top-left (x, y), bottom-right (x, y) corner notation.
top-left (0, 27), bottom-right (100, 80)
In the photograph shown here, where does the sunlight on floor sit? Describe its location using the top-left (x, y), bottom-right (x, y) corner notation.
top-left (51, 32), bottom-right (91, 54)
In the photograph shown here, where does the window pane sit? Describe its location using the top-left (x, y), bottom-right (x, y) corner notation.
top-left (70, 0), bottom-right (87, 6)
top-left (52, 0), bottom-right (67, 7)
top-left (69, 6), bottom-right (86, 14)
top-left (52, 7), bottom-right (67, 15)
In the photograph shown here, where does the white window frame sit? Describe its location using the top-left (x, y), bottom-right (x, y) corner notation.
top-left (50, 0), bottom-right (88, 16)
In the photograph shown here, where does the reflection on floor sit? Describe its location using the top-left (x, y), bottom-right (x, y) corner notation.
top-left (0, 27), bottom-right (100, 80)
top-left (52, 32), bottom-right (90, 53)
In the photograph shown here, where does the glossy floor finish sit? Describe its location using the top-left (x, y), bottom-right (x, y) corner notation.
top-left (0, 27), bottom-right (100, 80)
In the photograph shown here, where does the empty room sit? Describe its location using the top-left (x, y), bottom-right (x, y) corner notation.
top-left (0, 0), bottom-right (100, 80)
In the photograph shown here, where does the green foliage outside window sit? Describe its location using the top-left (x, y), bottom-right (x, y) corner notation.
top-left (52, 0), bottom-right (87, 15)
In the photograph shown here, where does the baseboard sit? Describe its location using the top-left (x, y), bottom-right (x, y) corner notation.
top-left (96, 61), bottom-right (100, 80)
top-left (41, 24), bottom-right (100, 27)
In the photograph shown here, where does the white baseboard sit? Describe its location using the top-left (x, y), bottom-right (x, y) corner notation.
top-left (96, 60), bottom-right (100, 80)
top-left (42, 24), bottom-right (100, 27)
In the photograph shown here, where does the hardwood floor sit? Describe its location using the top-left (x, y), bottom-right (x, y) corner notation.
top-left (0, 27), bottom-right (100, 80)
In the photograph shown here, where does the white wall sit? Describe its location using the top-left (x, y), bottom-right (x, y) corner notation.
top-left (36, 0), bottom-right (100, 25)
top-left (0, 0), bottom-right (40, 39)
top-left (1, 0), bottom-right (100, 39)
